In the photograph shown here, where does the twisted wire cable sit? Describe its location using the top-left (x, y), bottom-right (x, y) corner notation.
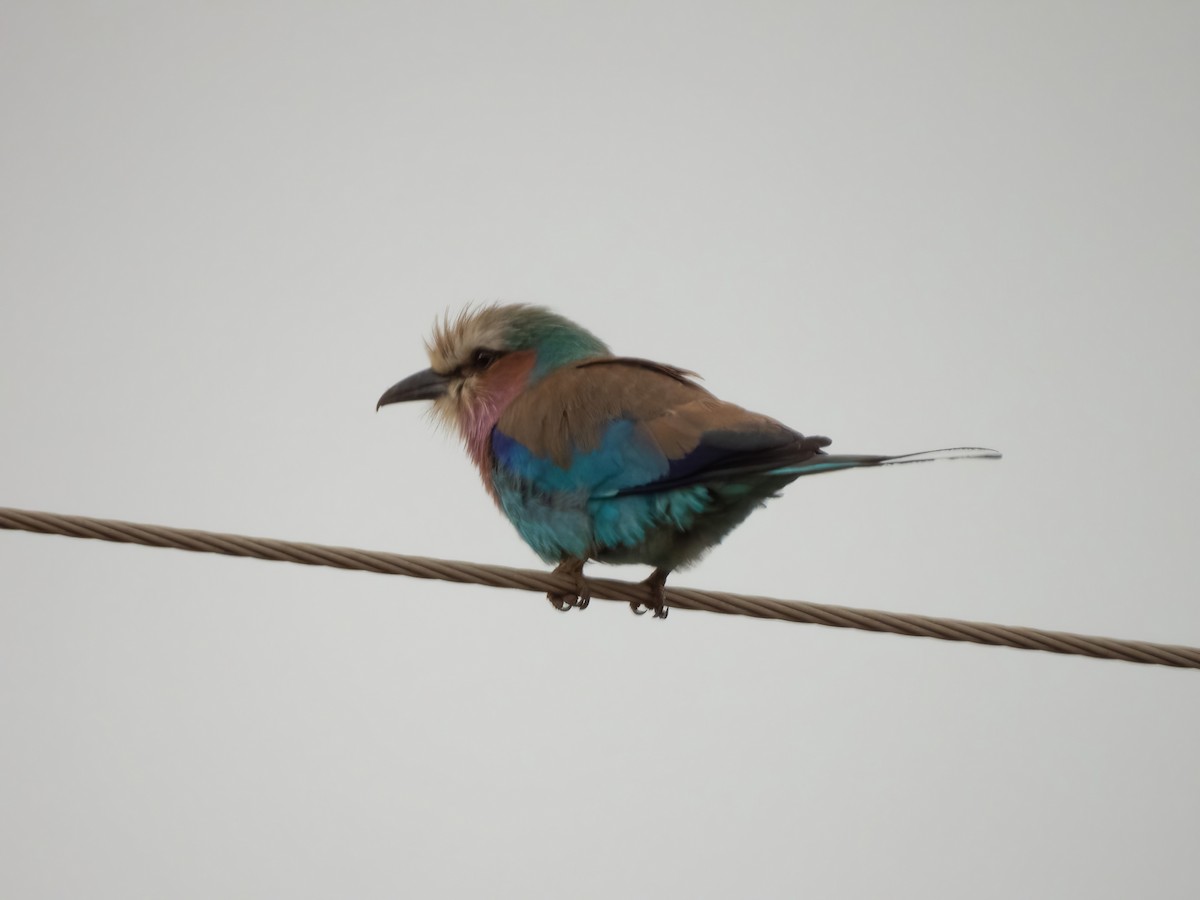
top-left (2, 506), bottom-right (1197, 669)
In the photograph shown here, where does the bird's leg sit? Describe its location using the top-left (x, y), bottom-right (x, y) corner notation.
top-left (547, 558), bottom-right (590, 611)
top-left (630, 567), bottom-right (670, 619)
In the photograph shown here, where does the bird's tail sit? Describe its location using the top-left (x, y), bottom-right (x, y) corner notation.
top-left (771, 447), bottom-right (1001, 476)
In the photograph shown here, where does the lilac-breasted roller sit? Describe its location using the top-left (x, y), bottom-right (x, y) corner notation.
top-left (377, 305), bottom-right (998, 618)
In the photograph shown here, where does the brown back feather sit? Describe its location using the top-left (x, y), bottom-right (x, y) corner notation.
top-left (497, 357), bottom-right (796, 468)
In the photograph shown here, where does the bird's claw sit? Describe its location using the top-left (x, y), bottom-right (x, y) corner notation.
top-left (630, 599), bottom-right (668, 618)
top-left (632, 569), bottom-right (669, 619)
top-left (546, 561), bottom-right (590, 612)
top-left (547, 589), bottom-right (590, 611)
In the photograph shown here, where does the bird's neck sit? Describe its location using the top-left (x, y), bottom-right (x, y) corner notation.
top-left (457, 351), bottom-right (537, 493)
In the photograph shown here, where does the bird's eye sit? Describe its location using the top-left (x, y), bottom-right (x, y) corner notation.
top-left (471, 349), bottom-right (500, 369)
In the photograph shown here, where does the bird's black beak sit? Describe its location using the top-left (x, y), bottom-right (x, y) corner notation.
top-left (376, 368), bottom-right (450, 410)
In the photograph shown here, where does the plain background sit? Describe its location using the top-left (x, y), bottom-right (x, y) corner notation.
top-left (2, 3), bottom-right (1198, 898)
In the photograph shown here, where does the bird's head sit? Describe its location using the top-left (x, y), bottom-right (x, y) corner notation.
top-left (376, 304), bottom-right (610, 440)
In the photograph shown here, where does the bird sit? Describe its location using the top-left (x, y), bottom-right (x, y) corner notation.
top-left (377, 304), bottom-right (998, 618)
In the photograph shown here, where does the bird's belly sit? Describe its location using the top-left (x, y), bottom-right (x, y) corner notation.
top-left (495, 468), bottom-right (778, 569)
top-left (493, 476), bottom-right (595, 564)
top-left (591, 488), bottom-right (773, 569)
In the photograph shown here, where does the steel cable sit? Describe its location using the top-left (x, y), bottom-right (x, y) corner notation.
top-left (2, 506), bottom-right (1196, 669)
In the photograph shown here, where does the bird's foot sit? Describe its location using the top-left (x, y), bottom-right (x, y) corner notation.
top-left (547, 559), bottom-right (590, 612)
top-left (630, 568), bottom-right (670, 619)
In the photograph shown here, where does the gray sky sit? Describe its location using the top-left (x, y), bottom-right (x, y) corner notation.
top-left (2, 2), bottom-right (1198, 897)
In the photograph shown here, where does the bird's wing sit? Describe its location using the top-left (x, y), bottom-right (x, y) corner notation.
top-left (493, 357), bottom-right (830, 497)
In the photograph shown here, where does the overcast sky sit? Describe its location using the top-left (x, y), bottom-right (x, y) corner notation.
top-left (2, 3), bottom-right (1198, 898)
